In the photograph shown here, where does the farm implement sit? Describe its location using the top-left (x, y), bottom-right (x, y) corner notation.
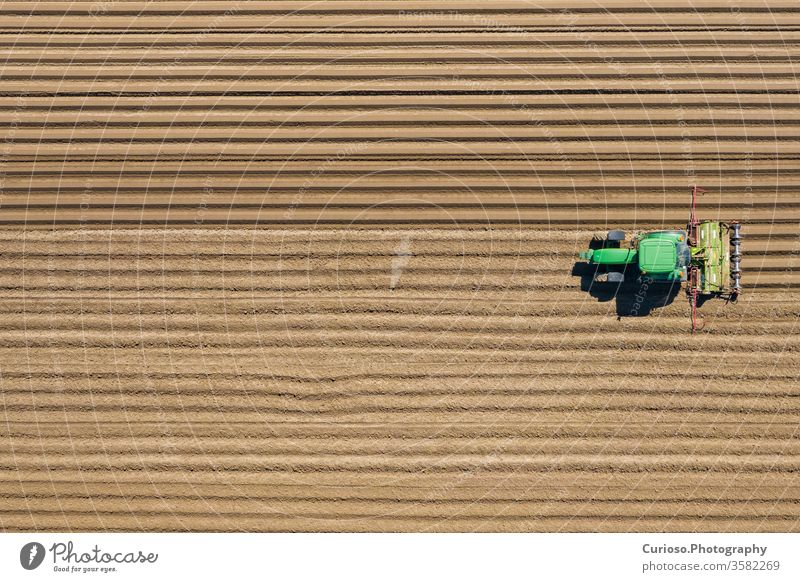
top-left (578, 186), bottom-right (742, 331)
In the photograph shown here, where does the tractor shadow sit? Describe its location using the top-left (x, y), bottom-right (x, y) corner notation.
top-left (572, 262), bottom-right (681, 317)
top-left (571, 241), bottom-right (682, 318)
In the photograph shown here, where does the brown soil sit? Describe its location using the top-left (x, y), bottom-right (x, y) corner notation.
top-left (1, 1), bottom-right (799, 532)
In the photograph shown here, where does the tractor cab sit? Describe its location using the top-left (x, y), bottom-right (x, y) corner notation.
top-left (636, 230), bottom-right (690, 282)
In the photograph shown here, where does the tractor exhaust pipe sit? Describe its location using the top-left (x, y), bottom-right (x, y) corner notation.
top-left (730, 222), bottom-right (742, 294)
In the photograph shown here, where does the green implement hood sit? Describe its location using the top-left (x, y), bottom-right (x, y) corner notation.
top-left (638, 239), bottom-right (677, 274)
top-left (694, 221), bottom-right (731, 293)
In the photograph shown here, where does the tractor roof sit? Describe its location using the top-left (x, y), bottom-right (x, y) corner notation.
top-left (638, 238), bottom-right (677, 274)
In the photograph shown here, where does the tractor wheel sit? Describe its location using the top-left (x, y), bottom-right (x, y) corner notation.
top-left (607, 229), bottom-right (625, 241)
top-left (607, 272), bottom-right (625, 283)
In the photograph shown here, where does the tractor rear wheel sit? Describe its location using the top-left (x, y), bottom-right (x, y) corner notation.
top-left (607, 229), bottom-right (625, 241)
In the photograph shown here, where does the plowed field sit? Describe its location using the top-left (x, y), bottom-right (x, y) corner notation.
top-left (1, 1), bottom-right (799, 532)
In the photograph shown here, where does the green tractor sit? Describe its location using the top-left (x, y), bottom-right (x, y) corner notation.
top-left (578, 186), bottom-right (742, 331)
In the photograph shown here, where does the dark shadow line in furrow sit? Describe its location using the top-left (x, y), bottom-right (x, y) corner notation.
top-left (3, 155), bottom-right (798, 162)
top-left (4, 26), bottom-right (800, 33)
top-left (8, 136), bottom-right (800, 144)
top-left (7, 420), bottom-right (790, 426)
top-left (13, 120), bottom-right (800, 128)
top-left (5, 57), bottom-right (800, 65)
top-left (3, 89), bottom-right (800, 97)
top-left (4, 169), bottom-right (800, 177)
top-left (6, 40), bottom-right (800, 48)
top-left (2, 466), bottom-right (799, 476)
top-left (9, 8), bottom-right (800, 15)
top-left (4, 388), bottom-right (799, 399)
top-left (0, 493), bottom-right (796, 505)
top-left (0, 191), bottom-right (795, 199)
top-left (5, 371), bottom-right (794, 382)
top-left (3, 510), bottom-right (800, 522)
top-left (7, 203), bottom-right (799, 210)
top-left (2, 404), bottom-right (798, 413)
top-left (6, 103), bottom-right (800, 112)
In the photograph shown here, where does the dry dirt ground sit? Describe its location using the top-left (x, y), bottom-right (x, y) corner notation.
top-left (1, 1), bottom-right (799, 532)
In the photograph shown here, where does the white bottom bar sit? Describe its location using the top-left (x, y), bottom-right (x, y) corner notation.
top-left (1, 533), bottom-right (798, 581)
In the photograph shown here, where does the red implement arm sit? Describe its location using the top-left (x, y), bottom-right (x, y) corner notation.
top-left (688, 266), bottom-right (704, 333)
top-left (688, 184), bottom-right (705, 246)
top-left (688, 185), bottom-right (706, 332)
